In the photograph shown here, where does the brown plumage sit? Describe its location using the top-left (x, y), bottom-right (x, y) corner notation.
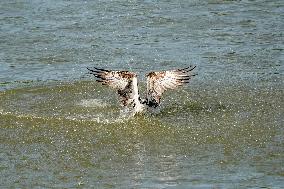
top-left (88, 66), bottom-right (196, 114)
top-left (87, 67), bottom-right (137, 107)
top-left (146, 66), bottom-right (196, 106)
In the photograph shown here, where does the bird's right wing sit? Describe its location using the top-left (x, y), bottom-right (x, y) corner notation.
top-left (146, 66), bottom-right (196, 107)
top-left (87, 67), bottom-right (137, 107)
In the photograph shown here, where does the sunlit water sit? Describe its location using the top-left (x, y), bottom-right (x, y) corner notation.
top-left (0, 0), bottom-right (283, 188)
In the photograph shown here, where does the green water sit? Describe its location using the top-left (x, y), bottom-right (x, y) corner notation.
top-left (0, 81), bottom-right (283, 188)
top-left (0, 0), bottom-right (283, 188)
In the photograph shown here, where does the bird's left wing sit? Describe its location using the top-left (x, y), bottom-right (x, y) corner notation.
top-left (87, 67), bottom-right (137, 107)
top-left (146, 66), bottom-right (196, 107)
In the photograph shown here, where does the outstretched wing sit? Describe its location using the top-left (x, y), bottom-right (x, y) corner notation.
top-left (146, 66), bottom-right (197, 107)
top-left (87, 67), bottom-right (137, 107)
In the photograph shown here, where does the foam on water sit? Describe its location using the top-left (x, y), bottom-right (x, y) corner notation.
top-left (77, 99), bottom-right (108, 108)
top-left (65, 112), bottom-right (133, 124)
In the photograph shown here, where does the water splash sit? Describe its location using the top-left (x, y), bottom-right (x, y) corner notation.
top-left (77, 99), bottom-right (108, 108)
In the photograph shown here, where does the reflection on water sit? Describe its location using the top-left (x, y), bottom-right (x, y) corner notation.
top-left (0, 0), bottom-right (283, 188)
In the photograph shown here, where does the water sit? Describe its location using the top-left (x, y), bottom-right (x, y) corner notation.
top-left (0, 0), bottom-right (283, 188)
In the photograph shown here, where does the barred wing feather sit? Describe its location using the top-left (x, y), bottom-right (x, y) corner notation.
top-left (146, 66), bottom-right (196, 107)
top-left (87, 67), bottom-right (137, 106)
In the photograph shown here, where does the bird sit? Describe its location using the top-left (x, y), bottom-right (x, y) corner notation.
top-left (87, 66), bottom-right (197, 115)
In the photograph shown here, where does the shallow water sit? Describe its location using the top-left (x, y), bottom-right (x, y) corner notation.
top-left (0, 0), bottom-right (283, 188)
top-left (0, 82), bottom-right (283, 188)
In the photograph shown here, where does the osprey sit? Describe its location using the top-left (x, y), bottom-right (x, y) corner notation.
top-left (87, 66), bottom-right (196, 115)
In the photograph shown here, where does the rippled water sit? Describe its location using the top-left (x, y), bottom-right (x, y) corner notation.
top-left (0, 0), bottom-right (283, 188)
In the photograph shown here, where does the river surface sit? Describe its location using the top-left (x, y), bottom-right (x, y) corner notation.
top-left (0, 0), bottom-right (283, 188)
